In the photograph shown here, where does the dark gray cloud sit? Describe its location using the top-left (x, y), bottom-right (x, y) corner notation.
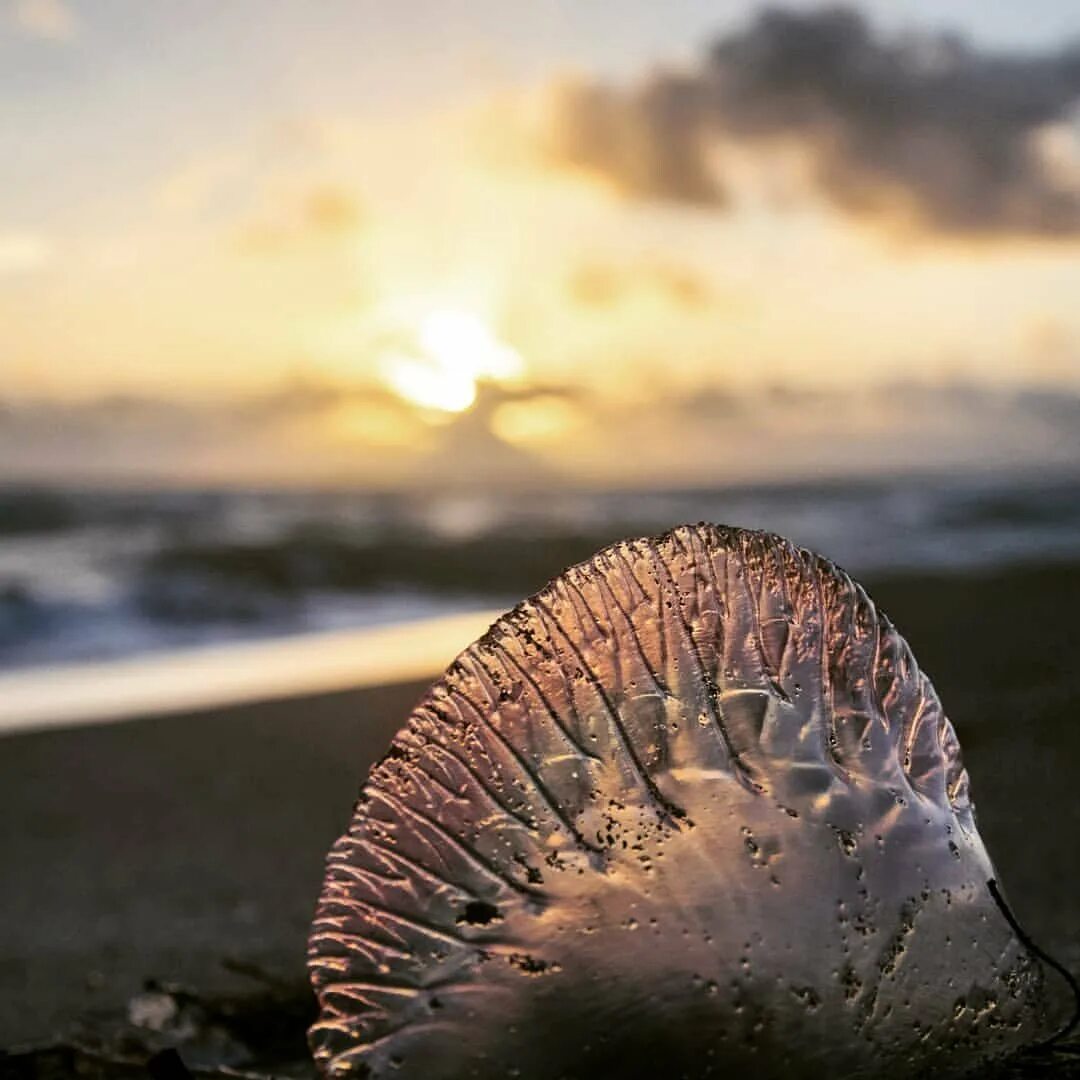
top-left (548, 7), bottom-right (1080, 236)
top-left (550, 74), bottom-right (723, 205)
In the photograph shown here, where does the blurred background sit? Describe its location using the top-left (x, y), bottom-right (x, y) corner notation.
top-left (3, 0), bottom-right (1080, 683)
top-left (5, 2), bottom-right (1080, 1068)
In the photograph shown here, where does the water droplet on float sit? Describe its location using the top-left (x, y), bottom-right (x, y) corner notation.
top-left (309, 525), bottom-right (1051, 1078)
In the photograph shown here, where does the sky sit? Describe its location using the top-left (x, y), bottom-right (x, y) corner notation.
top-left (3, 0), bottom-right (1080, 487)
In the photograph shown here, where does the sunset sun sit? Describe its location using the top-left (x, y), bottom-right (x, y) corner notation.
top-left (378, 308), bottom-right (524, 413)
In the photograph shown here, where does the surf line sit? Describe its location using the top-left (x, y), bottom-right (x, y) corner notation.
top-left (0, 610), bottom-right (502, 737)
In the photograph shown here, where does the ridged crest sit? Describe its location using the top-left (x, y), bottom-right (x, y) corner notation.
top-left (308, 525), bottom-right (1048, 1078)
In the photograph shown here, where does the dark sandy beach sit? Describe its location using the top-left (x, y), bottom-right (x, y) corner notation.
top-left (3, 562), bottom-right (1080, 1073)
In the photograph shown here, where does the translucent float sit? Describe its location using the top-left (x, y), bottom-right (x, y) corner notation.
top-left (308, 525), bottom-right (1055, 1078)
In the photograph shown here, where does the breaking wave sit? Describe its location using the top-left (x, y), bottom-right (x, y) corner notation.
top-left (2, 474), bottom-right (1079, 670)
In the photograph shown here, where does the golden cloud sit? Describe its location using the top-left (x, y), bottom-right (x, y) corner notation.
top-left (10, 0), bottom-right (77, 41)
top-left (567, 260), bottom-right (716, 311)
top-left (234, 185), bottom-right (365, 256)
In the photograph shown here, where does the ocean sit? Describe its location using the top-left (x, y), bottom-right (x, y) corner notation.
top-left (3, 472), bottom-right (1080, 673)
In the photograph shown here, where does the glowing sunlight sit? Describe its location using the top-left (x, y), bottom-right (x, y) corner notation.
top-left (378, 308), bottom-right (524, 413)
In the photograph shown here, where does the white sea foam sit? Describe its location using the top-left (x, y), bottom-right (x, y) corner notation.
top-left (0, 609), bottom-right (500, 737)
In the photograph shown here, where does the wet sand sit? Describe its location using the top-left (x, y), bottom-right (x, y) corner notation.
top-left (2, 562), bottom-right (1079, 1067)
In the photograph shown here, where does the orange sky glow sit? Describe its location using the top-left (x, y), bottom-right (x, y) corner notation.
top-left (3, 2), bottom-right (1080, 486)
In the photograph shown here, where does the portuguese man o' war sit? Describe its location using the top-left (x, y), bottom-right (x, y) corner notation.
top-left (308, 525), bottom-right (1068, 1078)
